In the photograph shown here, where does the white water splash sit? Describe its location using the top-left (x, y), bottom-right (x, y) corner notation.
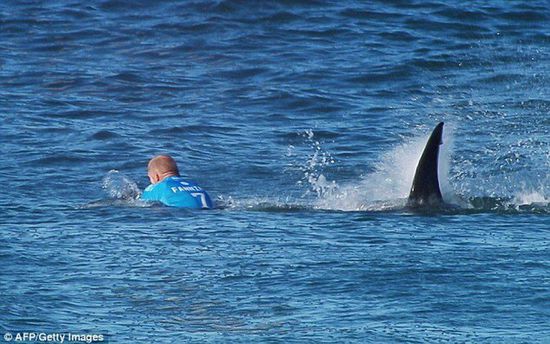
top-left (297, 129), bottom-right (336, 198)
top-left (78, 170), bottom-right (148, 209)
top-left (313, 124), bottom-right (456, 211)
top-left (512, 187), bottom-right (549, 206)
top-left (102, 170), bottom-right (141, 200)
top-left (215, 195), bottom-right (307, 211)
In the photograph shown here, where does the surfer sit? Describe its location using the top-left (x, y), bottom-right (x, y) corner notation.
top-left (140, 155), bottom-right (214, 209)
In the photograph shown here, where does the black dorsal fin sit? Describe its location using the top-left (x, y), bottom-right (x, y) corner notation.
top-left (407, 122), bottom-right (444, 207)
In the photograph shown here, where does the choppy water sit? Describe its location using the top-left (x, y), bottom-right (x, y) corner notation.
top-left (1, 0), bottom-right (549, 342)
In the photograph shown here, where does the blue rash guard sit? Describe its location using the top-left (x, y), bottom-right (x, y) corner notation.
top-left (141, 176), bottom-right (214, 209)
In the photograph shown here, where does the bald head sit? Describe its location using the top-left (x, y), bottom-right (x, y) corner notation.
top-left (147, 155), bottom-right (180, 184)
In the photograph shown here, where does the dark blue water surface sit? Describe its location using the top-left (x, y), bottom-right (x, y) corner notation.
top-left (1, 0), bottom-right (549, 342)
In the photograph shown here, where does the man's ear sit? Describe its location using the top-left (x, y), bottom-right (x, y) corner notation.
top-left (154, 173), bottom-right (161, 183)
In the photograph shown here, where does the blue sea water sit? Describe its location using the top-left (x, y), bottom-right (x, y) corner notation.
top-left (1, 0), bottom-right (549, 342)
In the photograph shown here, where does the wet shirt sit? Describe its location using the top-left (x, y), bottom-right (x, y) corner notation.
top-left (141, 176), bottom-right (214, 209)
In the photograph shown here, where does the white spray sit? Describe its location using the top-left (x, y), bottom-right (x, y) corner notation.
top-left (311, 124), bottom-right (456, 211)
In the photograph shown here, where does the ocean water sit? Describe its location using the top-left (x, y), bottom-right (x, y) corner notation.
top-left (1, 0), bottom-right (549, 343)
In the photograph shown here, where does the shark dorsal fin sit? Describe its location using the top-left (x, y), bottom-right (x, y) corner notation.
top-left (407, 122), bottom-right (444, 207)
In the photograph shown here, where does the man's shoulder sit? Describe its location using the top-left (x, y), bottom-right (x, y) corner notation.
top-left (142, 179), bottom-right (170, 199)
top-left (168, 177), bottom-right (205, 192)
top-left (165, 176), bottom-right (201, 187)
top-left (144, 184), bottom-right (156, 192)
